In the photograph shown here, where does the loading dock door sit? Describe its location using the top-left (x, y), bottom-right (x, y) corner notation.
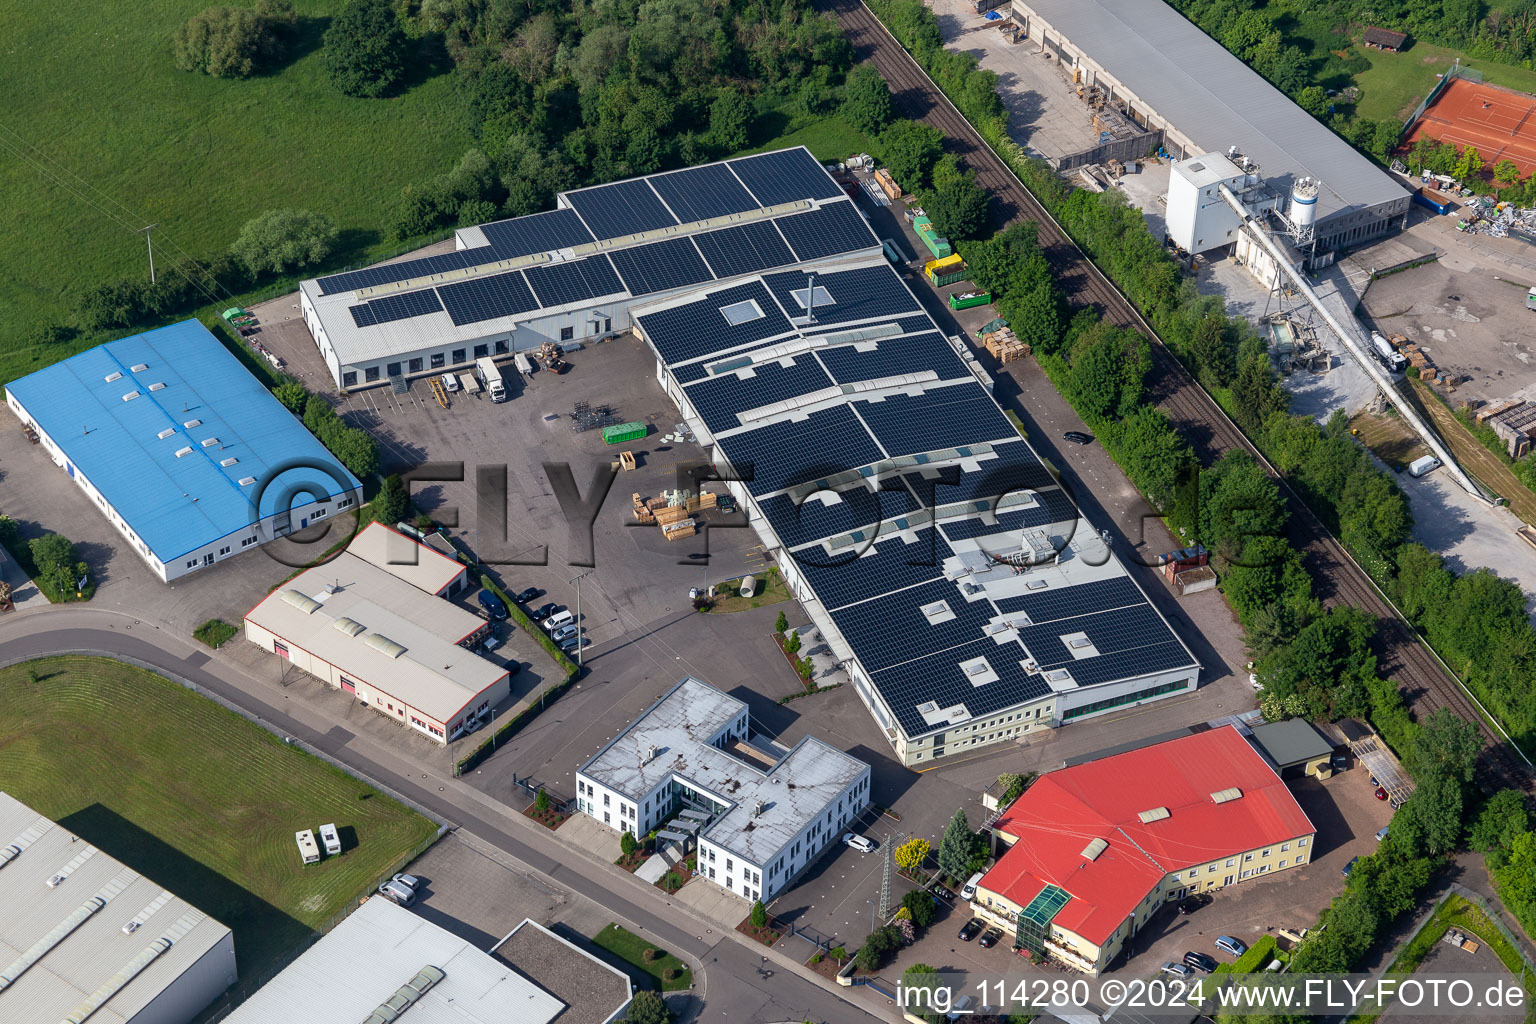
top-left (1044, 36), bottom-right (1066, 62)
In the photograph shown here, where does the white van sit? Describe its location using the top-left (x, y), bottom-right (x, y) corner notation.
top-left (543, 608), bottom-right (575, 632)
top-left (1408, 455), bottom-right (1441, 477)
top-left (961, 871), bottom-right (984, 901)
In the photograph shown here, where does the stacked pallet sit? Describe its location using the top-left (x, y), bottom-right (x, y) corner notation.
top-left (685, 491), bottom-right (718, 513)
top-left (632, 493), bottom-right (665, 524)
top-left (982, 327), bottom-right (1029, 364)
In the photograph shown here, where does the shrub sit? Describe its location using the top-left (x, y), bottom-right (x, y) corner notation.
top-left (775, 610), bottom-right (788, 634)
top-left (173, 1), bottom-right (295, 79)
top-left (810, 952), bottom-right (823, 963)
top-left (231, 209), bottom-right (338, 277)
top-left (642, 946), bottom-right (661, 963)
top-left (620, 831), bottom-right (639, 857)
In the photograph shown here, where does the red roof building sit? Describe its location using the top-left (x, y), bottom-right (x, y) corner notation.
top-left (975, 726), bottom-right (1315, 973)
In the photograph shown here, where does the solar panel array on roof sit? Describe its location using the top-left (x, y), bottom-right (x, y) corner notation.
top-left (855, 385), bottom-right (1018, 458)
top-left (796, 532), bottom-right (950, 610)
top-left (685, 357), bottom-right (834, 434)
top-left (319, 248), bottom-right (488, 296)
top-left (609, 237), bottom-right (715, 297)
top-left (716, 405), bottom-right (884, 496)
top-left (995, 576), bottom-right (1145, 623)
top-left (348, 288), bottom-right (443, 328)
top-left (729, 148), bottom-right (844, 206)
top-left (438, 271), bottom-right (540, 326)
top-left (776, 201), bottom-right (879, 262)
top-left (480, 208), bottom-right (594, 259)
top-left (903, 452), bottom-right (1055, 506)
top-left (524, 255), bottom-right (625, 308)
top-left (693, 220), bottom-right (797, 280)
top-left (940, 490), bottom-right (1080, 539)
top-left (635, 281), bottom-right (795, 365)
top-left (873, 639), bottom-right (1053, 735)
top-left (648, 163), bottom-right (761, 223)
top-left (764, 265), bottom-right (921, 326)
top-left (831, 578), bottom-right (994, 671)
top-left (565, 178), bottom-right (679, 239)
top-left (816, 332), bottom-right (969, 386)
top-left (758, 487), bottom-right (919, 550)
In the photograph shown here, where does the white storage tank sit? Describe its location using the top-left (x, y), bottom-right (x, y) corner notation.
top-left (1289, 178), bottom-right (1319, 231)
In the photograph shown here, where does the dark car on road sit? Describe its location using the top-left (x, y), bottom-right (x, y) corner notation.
top-left (515, 587), bottom-right (540, 604)
top-left (477, 589), bottom-right (508, 620)
top-left (531, 602), bottom-right (562, 621)
top-left (958, 918), bottom-right (984, 941)
top-left (1063, 431), bottom-right (1094, 445)
top-left (1184, 951), bottom-right (1218, 973)
top-left (1177, 893), bottom-right (1212, 915)
top-left (978, 927), bottom-right (1003, 948)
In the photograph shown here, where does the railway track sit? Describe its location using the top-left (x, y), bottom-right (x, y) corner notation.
top-left (821, 0), bottom-right (1530, 792)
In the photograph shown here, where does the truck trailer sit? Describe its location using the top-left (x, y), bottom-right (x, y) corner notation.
top-left (476, 356), bottom-right (507, 403)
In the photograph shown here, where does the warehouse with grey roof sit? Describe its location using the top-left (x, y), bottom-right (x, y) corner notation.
top-left (1008, 0), bottom-right (1410, 250)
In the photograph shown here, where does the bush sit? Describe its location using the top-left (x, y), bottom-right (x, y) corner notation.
top-left (810, 952), bottom-right (823, 963)
top-left (30, 534), bottom-right (87, 600)
top-left (274, 379), bottom-right (309, 413)
top-left (231, 209), bottom-right (338, 277)
top-left (627, 990), bottom-right (672, 1024)
top-left (620, 831), bottom-right (639, 857)
top-left (842, 64), bottom-right (895, 135)
top-left (301, 394), bottom-right (379, 479)
top-left (901, 888), bottom-right (937, 928)
top-left (534, 788), bottom-right (551, 812)
top-left (323, 0), bottom-right (408, 98)
top-left (173, 1), bottom-right (295, 78)
top-left (641, 946), bottom-right (660, 963)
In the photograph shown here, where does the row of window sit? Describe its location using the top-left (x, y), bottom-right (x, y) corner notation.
top-left (1061, 679), bottom-right (1189, 721)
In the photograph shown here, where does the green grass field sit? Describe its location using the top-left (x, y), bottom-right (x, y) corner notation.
top-left (736, 114), bottom-right (879, 162)
top-left (1355, 42), bottom-right (1536, 121)
top-left (0, 2), bottom-right (471, 349)
top-left (591, 923), bottom-right (694, 991)
top-left (0, 656), bottom-right (438, 990)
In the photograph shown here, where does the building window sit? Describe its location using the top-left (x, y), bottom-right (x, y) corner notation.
top-left (1262, 848), bottom-right (1272, 858)
top-left (452, 348), bottom-right (466, 364)
top-left (409, 358), bottom-right (424, 373)
top-left (1281, 843), bottom-right (1290, 852)
top-left (474, 344), bottom-right (489, 358)
top-left (560, 326), bottom-right (574, 341)
top-left (431, 353), bottom-right (445, 369)
top-left (387, 362), bottom-right (402, 377)
top-left (1279, 859), bottom-right (1288, 868)
top-left (1297, 838), bottom-right (1308, 847)
top-left (604, 793), bottom-right (610, 806)
top-left (495, 339), bottom-right (509, 354)
top-left (365, 366), bottom-right (381, 382)
top-left (1225, 858), bottom-right (1235, 867)
top-left (342, 371), bottom-right (357, 388)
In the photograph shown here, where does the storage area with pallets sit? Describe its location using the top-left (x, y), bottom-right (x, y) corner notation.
top-left (631, 488), bottom-right (719, 539)
top-left (981, 326), bottom-right (1029, 363)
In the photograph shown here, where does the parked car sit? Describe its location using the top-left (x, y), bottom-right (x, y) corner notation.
top-left (441, 373), bottom-right (460, 393)
top-left (945, 995), bottom-right (977, 1021)
top-left (1375, 826), bottom-right (1390, 842)
top-left (1177, 893), bottom-right (1211, 915)
top-left (1342, 856), bottom-right (1360, 878)
top-left (377, 879), bottom-right (416, 906)
top-left (559, 635), bottom-right (587, 654)
top-left (1331, 752), bottom-right (1349, 771)
top-left (550, 623), bottom-right (580, 643)
top-left (1214, 935), bottom-right (1247, 958)
top-left (393, 873), bottom-right (421, 892)
top-left (531, 602), bottom-right (562, 621)
top-left (961, 871), bottom-right (984, 901)
top-left (978, 927), bottom-right (1003, 949)
top-left (1184, 951), bottom-right (1218, 973)
top-left (515, 587), bottom-right (540, 604)
top-left (1374, 786), bottom-right (1389, 801)
top-left (1160, 962), bottom-right (1192, 978)
top-left (1062, 430), bottom-right (1094, 445)
top-left (842, 833), bottom-right (875, 853)
top-left (477, 589), bottom-right (508, 621)
top-left (958, 918), bottom-right (984, 941)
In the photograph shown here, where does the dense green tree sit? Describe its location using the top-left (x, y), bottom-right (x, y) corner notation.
top-left (620, 830), bottom-right (639, 857)
top-left (174, 1), bottom-right (296, 78)
top-left (925, 173), bottom-right (990, 241)
top-left (274, 379), bottom-right (309, 413)
top-left (1231, 350), bottom-right (1287, 433)
top-left (749, 899), bottom-right (767, 927)
top-left (323, 0), bottom-right (408, 98)
top-left (708, 90), bottom-right (753, 153)
top-left (842, 65), bottom-right (895, 135)
top-left (1199, 450), bottom-right (1287, 564)
top-left (881, 121), bottom-right (945, 191)
top-left (1409, 708), bottom-right (1482, 785)
top-left (627, 990), bottom-right (672, 1024)
top-left (1189, 313), bottom-right (1235, 387)
top-left (998, 282), bottom-right (1063, 354)
top-left (936, 808), bottom-right (977, 883)
top-left (1468, 789), bottom-right (1529, 867)
top-left (231, 208), bottom-right (338, 277)
top-left (373, 474), bottom-right (409, 526)
top-left (901, 889), bottom-right (937, 928)
top-left (901, 963), bottom-right (942, 1023)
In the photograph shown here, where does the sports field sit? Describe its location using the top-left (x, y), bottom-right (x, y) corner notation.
top-left (1406, 77), bottom-right (1536, 176)
top-left (0, 656), bottom-right (438, 990)
top-left (0, 2), bottom-right (471, 351)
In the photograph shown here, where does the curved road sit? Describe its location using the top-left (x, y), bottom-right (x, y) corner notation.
top-left (0, 607), bottom-right (883, 1024)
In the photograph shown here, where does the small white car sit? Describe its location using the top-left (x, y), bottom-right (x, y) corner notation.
top-left (1160, 962), bottom-right (1192, 978)
top-left (441, 373), bottom-right (460, 393)
top-left (842, 833), bottom-right (875, 853)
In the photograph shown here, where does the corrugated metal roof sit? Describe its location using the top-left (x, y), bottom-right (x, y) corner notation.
top-left (0, 793), bottom-right (233, 1024)
top-left (224, 898), bottom-right (563, 1024)
top-left (345, 522), bottom-right (465, 596)
top-left (4, 320), bottom-right (361, 564)
top-left (1019, 0), bottom-right (1408, 223)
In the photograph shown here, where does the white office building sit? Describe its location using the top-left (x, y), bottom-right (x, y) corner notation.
top-left (576, 677), bottom-right (870, 903)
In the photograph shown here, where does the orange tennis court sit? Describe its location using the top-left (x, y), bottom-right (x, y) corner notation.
top-left (1405, 77), bottom-right (1536, 176)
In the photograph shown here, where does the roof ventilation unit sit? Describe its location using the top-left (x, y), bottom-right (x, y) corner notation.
top-left (1081, 837), bottom-right (1109, 860)
top-left (280, 590), bottom-right (322, 615)
top-left (220, 457), bottom-right (238, 467)
top-left (238, 476), bottom-right (256, 487)
top-left (122, 920), bottom-right (140, 935)
top-left (47, 874), bottom-right (66, 888)
top-left (200, 437), bottom-right (219, 447)
top-left (1138, 806), bottom-right (1171, 823)
top-left (183, 419), bottom-right (201, 428)
top-left (156, 428), bottom-right (176, 440)
top-left (174, 447), bottom-right (194, 458)
top-left (1211, 787), bottom-right (1243, 804)
top-left (148, 382), bottom-right (166, 392)
top-left (103, 372), bottom-right (122, 383)
top-left (333, 617), bottom-right (366, 638)
top-left (130, 363), bottom-right (148, 372)
top-left (365, 633), bottom-right (407, 659)
top-left (121, 391), bottom-right (140, 402)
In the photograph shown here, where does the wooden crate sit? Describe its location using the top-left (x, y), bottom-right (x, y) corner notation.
top-left (662, 520), bottom-right (696, 541)
top-left (655, 505), bottom-right (691, 527)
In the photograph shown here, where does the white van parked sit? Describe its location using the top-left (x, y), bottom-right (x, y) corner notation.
top-left (961, 871), bottom-right (984, 901)
top-left (1408, 455), bottom-right (1442, 478)
top-left (543, 608), bottom-right (575, 632)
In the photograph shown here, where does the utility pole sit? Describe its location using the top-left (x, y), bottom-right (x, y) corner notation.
top-left (879, 835), bottom-right (892, 921)
top-left (569, 568), bottom-right (594, 668)
top-left (139, 224), bottom-right (158, 284)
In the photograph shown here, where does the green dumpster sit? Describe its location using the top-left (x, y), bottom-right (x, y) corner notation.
top-left (602, 421), bottom-right (649, 445)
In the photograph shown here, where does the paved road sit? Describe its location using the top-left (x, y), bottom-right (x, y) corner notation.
top-left (0, 607), bottom-right (886, 1024)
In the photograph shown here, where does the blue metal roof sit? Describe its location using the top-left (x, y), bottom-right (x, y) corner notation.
top-left (6, 321), bottom-right (360, 564)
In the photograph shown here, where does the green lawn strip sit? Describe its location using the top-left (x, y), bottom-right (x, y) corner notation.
top-left (707, 566), bottom-right (790, 613)
top-left (591, 923), bottom-right (694, 991)
top-left (0, 656), bottom-right (438, 993)
top-left (733, 114), bottom-right (879, 162)
top-left (1354, 42), bottom-right (1536, 122)
top-left (193, 618), bottom-right (238, 649)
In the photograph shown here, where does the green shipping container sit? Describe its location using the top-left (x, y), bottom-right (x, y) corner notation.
top-left (949, 291), bottom-right (992, 310)
top-left (603, 421), bottom-right (649, 444)
top-left (913, 216), bottom-right (952, 260)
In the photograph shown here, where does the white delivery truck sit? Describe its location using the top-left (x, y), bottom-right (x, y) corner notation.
top-left (1370, 332), bottom-right (1408, 373)
top-left (476, 356), bottom-right (507, 403)
top-left (1409, 455), bottom-right (1442, 477)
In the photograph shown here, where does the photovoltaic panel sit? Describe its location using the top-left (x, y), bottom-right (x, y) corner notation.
top-left (635, 281), bottom-right (795, 365)
top-left (828, 578), bottom-right (993, 672)
top-left (479, 209), bottom-right (594, 259)
top-left (729, 148), bottom-right (844, 207)
top-left (684, 357), bottom-right (834, 435)
top-left (693, 221), bottom-right (796, 280)
top-left (816, 332), bottom-right (970, 386)
top-left (902, 451), bottom-right (1055, 507)
top-left (1019, 605), bottom-right (1187, 674)
top-left (319, 247), bottom-right (490, 295)
top-left (715, 405), bottom-right (884, 496)
top-left (775, 201), bottom-right (879, 262)
top-left (871, 638), bottom-right (1052, 737)
top-left (524, 255), bottom-right (625, 308)
top-left (758, 488), bottom-right (919, 550)
top-left (1063, 642), bottom-right (1195, 688)
top-left (994, 576), bottom-right (1146, 625)
top-left (437, 271), bottom-right (540, 327)
top-left (648, 163), bottom-right (760, 223)
top-left (609, 238), bottom-right (715, 297)
top-left (347, 288), bottom-right (443, 328)
top-left (763, 265), bottom-right (920, 327)
top-left (565, 179), bottom-right (678, 240)
top-left (939, 489), bottom-right (1081, 540)
top-left (796, 530), bottom-right (952, 610)
top-left (854, 385), bottom-right (1019, 458)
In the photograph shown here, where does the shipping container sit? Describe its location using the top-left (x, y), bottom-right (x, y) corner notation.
top-left (1413, 187), bottom-right (1454, 216)
top-left (913, 215), bottom-right (953, 259)
top-left (949, 290), bottom-right (992, 310)
top-left (925, 254), bottom-right (967, 286)
top-left (603, 421), bottom-right (649, 445)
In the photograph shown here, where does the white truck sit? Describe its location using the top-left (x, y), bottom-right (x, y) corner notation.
top-left (1370, 332), bottom-right (1408, 373)
top-left (476, 356), bottom-right (507, 403)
